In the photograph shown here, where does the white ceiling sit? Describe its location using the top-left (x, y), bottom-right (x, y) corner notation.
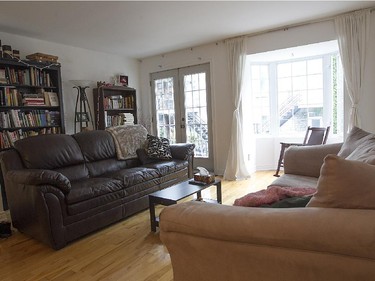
top-left (0, 1), bottom-right (374, 59)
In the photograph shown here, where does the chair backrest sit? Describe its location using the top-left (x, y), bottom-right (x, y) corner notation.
top-left (303, 126), bottom-right (330, 145)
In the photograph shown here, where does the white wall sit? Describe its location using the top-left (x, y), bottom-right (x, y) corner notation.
top-left (0, 31), bottom-right (139, 211)
top-left (140, 14), bottom-right (375, 174)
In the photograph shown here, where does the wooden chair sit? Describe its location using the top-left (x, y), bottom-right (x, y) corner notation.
top-left (274, 126), bottom-right (330, 177)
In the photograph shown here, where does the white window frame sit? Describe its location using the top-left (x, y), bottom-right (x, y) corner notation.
top-left (247, 50), bottom-right (343, 138)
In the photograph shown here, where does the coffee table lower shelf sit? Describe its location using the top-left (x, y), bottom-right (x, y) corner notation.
top-left (148, 178), bottom-right (222, 232)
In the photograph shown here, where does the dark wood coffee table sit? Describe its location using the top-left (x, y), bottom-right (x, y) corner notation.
top-left (149, 178), bottom-right (222, 232)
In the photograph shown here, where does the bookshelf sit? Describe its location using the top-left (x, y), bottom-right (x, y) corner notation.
top-left (94, 86), bottom-right (137, 130)
top-left (0, 58), bottom-right (65, 210)
top-left (0, 58), bottom-right (65, 150)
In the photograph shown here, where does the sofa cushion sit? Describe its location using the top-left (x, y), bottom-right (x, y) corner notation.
top-left (147, 134), bottom-right (172, 159)
top-left (73, 130), bottom-right (116, 162)
top-left (142, 160), bottom-right (188, 176)
top-left (103, 167), bottom-right (160, 188)
top-left (14, 134), bottom-right (89, 181)
top-left (270, 174), bottom-right (318, 189)
top-left (14, 134), bottom-right (86, 170)
top-left (66, 179), bottom-right (125, 216)
top-left (67, 177), bottom-right (124, 205)
top-left (307, 155), bottom-right (375, 209)
top-left (337, 126), bottom-right (374, 158)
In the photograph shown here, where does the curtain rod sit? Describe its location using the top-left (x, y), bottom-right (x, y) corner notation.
top-left (224, 6), bottom-right (375, 42)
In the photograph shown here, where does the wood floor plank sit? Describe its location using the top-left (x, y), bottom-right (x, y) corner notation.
top-left (0, 171), bottom-right (275, 281)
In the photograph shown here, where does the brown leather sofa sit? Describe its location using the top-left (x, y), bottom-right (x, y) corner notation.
top-left (0, 130), bottom-right (194, 249)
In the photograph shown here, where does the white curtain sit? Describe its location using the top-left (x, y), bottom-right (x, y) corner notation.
top-left (335, 9), bottom-right (370, 131)
top-left (223, 37), bottom-right (251, 180)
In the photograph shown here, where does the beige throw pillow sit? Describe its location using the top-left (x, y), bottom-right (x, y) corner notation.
top-left (307, 154), bottom-right (375, 209)
top-left (337, 126), bottom-right (373, 158)
top-left (345, 135), bottom-right (375, 165)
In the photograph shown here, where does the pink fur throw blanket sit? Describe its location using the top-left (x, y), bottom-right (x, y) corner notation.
top-left (233, 186), bottom-right (316, 207)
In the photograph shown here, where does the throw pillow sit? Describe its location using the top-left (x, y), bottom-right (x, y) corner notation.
top-left (147, 134), bottom-right (172, 159)
top-left (345, 135), bottom-right (375, 165)
top-left (306, 154), bottom-right (375, 209)
top-left (337, 126), bottom-right (374, 158)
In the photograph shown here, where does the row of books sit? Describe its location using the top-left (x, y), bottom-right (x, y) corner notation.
top-left (0, 127), bottom-right (61, 149)
top-left (0, 87), bottom-right (59, 106)
top-left (105, 112), bottom-right (135, 127)
top-left (104, 95), bottom-right (135, 110)
top-left (0, 109), bottom-right (61, 128)
top-left (0, 66), bottom-right (53, 87)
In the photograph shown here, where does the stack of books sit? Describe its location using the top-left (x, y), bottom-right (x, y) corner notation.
top-left (23, 93), bottom-right (45, 106)
top-left (123, 113), bottom-right (134, 125)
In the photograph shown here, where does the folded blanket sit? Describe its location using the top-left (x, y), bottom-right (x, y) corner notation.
top-left (260, 195), bottom-right (314, 208)
top-left (233, 186), bottom-right (316, 207)
top-left (106, 125), bottom-right (148, 160)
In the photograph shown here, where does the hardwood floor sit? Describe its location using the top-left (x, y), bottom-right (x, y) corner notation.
top-left (0, 171), bottom-right (275, 281)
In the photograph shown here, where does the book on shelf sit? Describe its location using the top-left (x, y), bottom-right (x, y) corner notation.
top-left (0, 68), bottom-right (7, 84)
top-left (44, 91), bottom-right (50, 106)
top-left (0, 112), bottom-right (10, 128)
top-left (124, 96), bottom-right (134, 109)
top-left (0, 127), bottom-right (61, 149)
top-left (0, 109), bottom-right (61, 128)
top-left (105, 112), bottom-right (135, 128)
top-left (0, 88), bottom-right (22, 106)
top-left (105, 95), bottom-right (124, 109)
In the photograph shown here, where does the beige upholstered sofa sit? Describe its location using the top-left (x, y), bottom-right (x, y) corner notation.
top-left (160, 127), bottom-right (375, 281)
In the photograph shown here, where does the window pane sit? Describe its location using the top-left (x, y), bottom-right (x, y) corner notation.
top-left (278, 58), bottom-right (324, 135)
top-left (292, 61), bottom-right (306, 76)
top-left (251, 65), bottom-right (270, 134)
top-left (308, 74), bottom-right (323, 89)
top-left (278, 63), bottom-right (291, 77)
top-left (184, 72), bottom-right (209, 158)
top-left (308, 59), bottom-right (322, 74)
top-left (154, 77), bottom-right (176, 143)
top-left (278, 77), bottom-right (291, 92)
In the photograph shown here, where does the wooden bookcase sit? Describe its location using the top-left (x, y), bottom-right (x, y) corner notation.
top-left (0, 58), bottom-right (65, 150)
top-left (93, 86), bottom-right (137, 130)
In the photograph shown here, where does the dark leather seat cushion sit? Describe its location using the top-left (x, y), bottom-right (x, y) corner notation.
top-left (103, 167), bottom-right (160, 187)
top-left (142, 160), bottom-right (188, 176)
top-left (67, 177), bottom-right (124, 205)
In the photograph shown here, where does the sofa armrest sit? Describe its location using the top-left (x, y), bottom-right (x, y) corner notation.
top-left (283, 143), bottom-right (342, 177)
top-left (169, 143), bottom-right (195, 160)
top-left (6, 169), bottom-right (71, 194)
top-left (160, 202), bottom-right (375, 281)
top-left (170, 143), bottom-right (195, 178)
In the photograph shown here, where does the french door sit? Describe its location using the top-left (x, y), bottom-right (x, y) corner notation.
top-left (151, 63), bottom-right (213, 171)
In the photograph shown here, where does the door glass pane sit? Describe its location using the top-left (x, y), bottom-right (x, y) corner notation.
top-left (154, 77), bottom-right (176, 143)
top-left (184, 72), bottom-right (209, 158)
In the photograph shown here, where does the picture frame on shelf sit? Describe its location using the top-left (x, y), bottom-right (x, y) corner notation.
top-left (46, 92), bottom-right (59, 106)
top-left (117, 75), bottom-right (128, 87)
